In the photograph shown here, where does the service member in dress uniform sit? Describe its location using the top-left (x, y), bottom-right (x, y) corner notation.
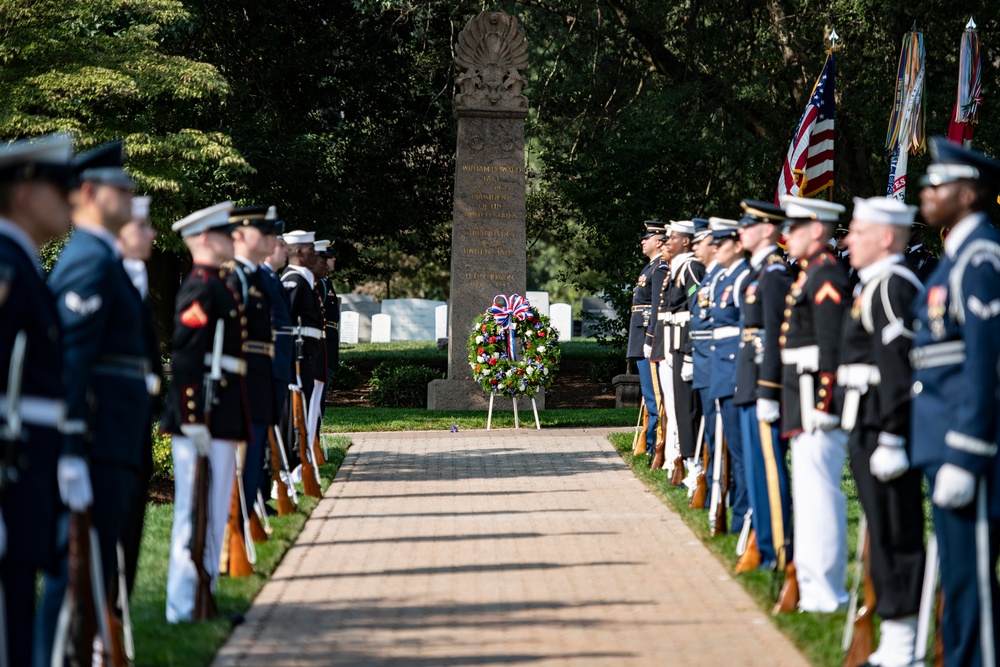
top-left (705, 217), bottom-right (750, 534)
top-left (280, 230), bottom-right (326, 467)
top-left (833, 223), bottom-right (860, 292)
top-left (905, 219), bottom-right (938, 281)
top-left (227, 206), bottom-right (278, 539)
top-left (733, 200), bottom-right (794, 574)
top-left (630, 221), bottom-right (667, 458)
top-left (687, 218), bottom-right (719, 498)
top-left (664, 220), bottom-right (705, 481)
top-left (38, 140), bottom-right (151, 659)
top-left (837, 196), bottom-right (926, 667)
top-left (646, 224), bottom-right (674, 469)
top-left (315, 240), bottom-right (341, 391)
top-left (0, 133), bottom-right (76, 667)
top-left (778, 194), bottom-right (850, 613)
top-left (910, 137), bottom-right (1000, 667)
top-left (163, 201), bottom-right (249, 623)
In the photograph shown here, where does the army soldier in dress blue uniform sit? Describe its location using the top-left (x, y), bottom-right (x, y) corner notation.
top-left (630, 221), bottom-right (667, 457)
top-left (0, 134), bottom-right (76, 667)
top-left (706, 218), bottom-right (751, 534)
top-left (837, 196), bottom-right (926, 667)
top-left (37, 140), bottom-right (151, 661)
top-left (227, 206), bottom-right (278, 542)
top-left (646, 226), bottom-right (674, 470)
top-left (778, 195), bottom-right (851, 613)
top-left (163, 202), bottom-right (249, 622)
top-left (733, 200), bottom-right (793, 575)
top-left (664, 220), bottom-right (705, 481)
top-left (910, 137), bottom-right (1000, 667)
top-left (688, 218), bottom-right (719, 500)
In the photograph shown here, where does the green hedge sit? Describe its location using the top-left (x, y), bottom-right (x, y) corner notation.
top-left (368, 362), bottom-right (442, 408)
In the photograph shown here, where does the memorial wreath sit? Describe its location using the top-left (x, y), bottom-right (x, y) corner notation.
top-left (468, 294), bottom-right (561, 397)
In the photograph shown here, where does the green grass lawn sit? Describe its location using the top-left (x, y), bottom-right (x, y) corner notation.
top-left (129, 435), bottom-right (350, 666)
top-left (607, 431), bottom-right (865, 667)
top-left (322, 406), bottom-right (633, 432)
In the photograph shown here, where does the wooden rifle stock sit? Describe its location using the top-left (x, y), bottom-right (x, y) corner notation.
top-left (843, 521), bottom-right (875, 666)
top-left (631, 403), bottom-right (647, 457)
top-left (313, 432), bottom-right (326, 466)
top-left (60, 510), bottom-right (100, 665)
top-left (190, 455), bottom-right (217, 620)
top-left (711, 436), bottom-right (729, 537)
top-left (670, 455), bottom-right (685, 486)
top-left (292, 389), bottom-right (322, 499)
top-left (690, 443), bottom-right (708, 510)
top-left (934, 589), bottom-right (944, 667)
top-left (105, 604), bottom-right (128, 667)
top-left (226, 470), bottom-right (254, 578)
top-left (735, 529), bottom-right (761, 574)
top-left (773, 562), bottom-right (800, 614)
top-left (268, 428), bottom-right (296, 515)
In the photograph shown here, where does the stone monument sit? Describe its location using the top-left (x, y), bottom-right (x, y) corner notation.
top-left (428, 10), bottom-right (538, 410)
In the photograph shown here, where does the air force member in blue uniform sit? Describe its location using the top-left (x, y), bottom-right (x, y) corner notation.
top-left (910, 137), bottom-right (1000, 667)
top-left (706, 218), bottom-right (750, 534)
top-left (0, 133), bottom-right (76, 667)
top-left (37, 140), bottom-right (151, 661)
top-left (733, 201), bottom-right (793, 574)
top-left (630, 221), bottom-right (667, 457)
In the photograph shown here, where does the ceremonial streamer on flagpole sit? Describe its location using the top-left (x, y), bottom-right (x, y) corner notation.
top-left (885, 27), bottom-right (926, 201)
top-left (774, 30), bottom-right (838, 205)
top-left (947, 17), bottom-right (981, 148)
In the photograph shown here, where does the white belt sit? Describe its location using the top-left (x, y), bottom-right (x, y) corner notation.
top-left (781, 345), bottom-right (819, 372)
top-left (276, 326), bottom-right (324, 340)
top-left (657, 312), bottom-right (673, 323)
top-left (837, 363), bottom-right (880, 389)
top-left (910, 341), bottom-right (965, 370)
top-left (712, 326), bottom-right (740, 340)
top-left (673, 312), bottom-right (691, 325)
top-left (0, 394), bottom-right (84, 433)
top-left (202, 354), bottom-right (247, 376)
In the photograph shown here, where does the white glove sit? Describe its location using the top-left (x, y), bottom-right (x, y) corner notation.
top-left (756, 398), bottom-right (781, 424)
top-left (0, 510), bottom-right (6, 560)
top-left (870, 433), bottom-right (910, 482)
top-left (57, 455), bottom-right (93, 512)
top-left (812, 410), bottom-right (841, 432)
top-left (932, 463), bottom-right (977, 509)
top-left (180, 424), bottom-right (212, 457)
top-left (643, 343), bottom-right (652, 359)
top-left (680, 358), bottom-right (694, 382)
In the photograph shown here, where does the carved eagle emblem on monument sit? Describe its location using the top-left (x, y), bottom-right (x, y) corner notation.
top-left (454, 11), bottom-right (529, 111)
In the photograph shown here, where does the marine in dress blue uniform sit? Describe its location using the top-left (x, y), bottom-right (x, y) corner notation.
top-left (837, 196), bottom-right (925, 667)
top-left (733, 200), bottom-right (793, 573)
top-left (315, 240), bottom-right (341, 389)
top-left (0, 133), bottom-right (76, 667)
top-left (910, 137), bottom-right (1000, 667)
top-left (778, 195), bottom-right (850, 613)
top-left (163, 202), bottom-right (249, 622)
top-left (705, 218), bottom-right (750, 534)
top-left (630, 221), bottom-right (667, 457)
top-left (38, 140), bottom-right (152, 661)
top-left (688, 218), bottom-right (720, 500)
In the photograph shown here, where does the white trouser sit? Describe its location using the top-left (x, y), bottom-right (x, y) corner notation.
top-left (656, 357), bottom-right (679, 463)
top-left (166, 436), bottom-right (238, 623)
top-left (790, 428), bottom-right (849, 612)
top-left (306, 380), bottom-right (325, 449)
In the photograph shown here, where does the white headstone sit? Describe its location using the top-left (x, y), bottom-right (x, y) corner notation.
top-left (550, 303), bottom-right (573, 341)
top-left (339, 294), bottom-right (381, 341)
top-left (526, 290), bottom-right (550, 316)
top-left (380, 298), bottom-right (444, 341)
top-left (435, 304), bottom-right (448, 340)
top-left (340, 311), bottom-right (360, 345)
top-left (370, 313), bottom-right (391, 344)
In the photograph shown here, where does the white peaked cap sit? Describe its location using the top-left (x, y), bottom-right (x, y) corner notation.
top-left (266, 205), bottom-right (277, 221)
top-left (851, 197), bottom-right (917, 227)
top-left (314, 239), bottom-right (331, 252)
top-left (780, 195), bottom-right (846, 222)
top-left (172, 201), bottom-right (233, 237)
top-left (669, 219), bottom-right (695, 235)
top-left (131, 195), bottom-right (151, 219)
top-left (0, 132), bottom-right (73, 170)
top-left (708, 217), bottom-right (740, 232)
top-left (282, 229), bottom-right (315, 245)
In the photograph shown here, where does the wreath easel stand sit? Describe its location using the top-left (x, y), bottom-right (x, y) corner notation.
top-left (486, 393), bottom-right (540, 431)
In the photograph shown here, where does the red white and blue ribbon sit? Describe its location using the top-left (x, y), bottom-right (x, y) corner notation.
top-left (488, 294), bottom-right (532, 361)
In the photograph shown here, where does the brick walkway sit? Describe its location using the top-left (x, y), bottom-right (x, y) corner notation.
top-left (213, 428), bottom-right (811, 667)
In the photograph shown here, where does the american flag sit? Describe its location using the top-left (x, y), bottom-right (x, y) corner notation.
top-left (775, 51), bottom-right (836, 203)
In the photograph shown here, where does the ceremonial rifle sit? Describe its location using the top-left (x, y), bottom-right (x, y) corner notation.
top-left (709, 405), bottom-right (729, 536)
top-left (190, 319), bottom-right (224, 620)
top-left (689, 416), bottom-right (707, 510)
top-left (292, 320), bottom-right (322, 498)
top-left (630, 403), bottom-right (647, 457)
top-left (268, 427), bottom-right (297, 515)
top-left (226, 445), bottom-right (255, 577)
top-left (773, 560), bottom-right (800, 614)
top-left (842, 515), bottom-right (875, 666)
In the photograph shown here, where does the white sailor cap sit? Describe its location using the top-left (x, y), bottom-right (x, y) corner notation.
top-left (780, 195), bottom-right (846, 225)
top-left (172, 201), bottom-right (235, 238)
top-left (851, 197), bottom-right (917, 227)
top-left (131, 195), bottom-right (151, 219)
top-left (282, 229), bottom-right (315, 245)
top-left (708, 217), bottom-right (741, 243)
top-left (0, 132), bottom-right (74, 186)
top-left (669, 219), bottom-right (696, 235)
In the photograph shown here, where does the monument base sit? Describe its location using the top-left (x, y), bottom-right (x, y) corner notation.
top-left (428, 378), bottom-right (545, 411)
top-left (612, 373), bottom-right (642, 409)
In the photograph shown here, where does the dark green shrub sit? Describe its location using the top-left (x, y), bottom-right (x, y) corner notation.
top-left (588, 352), bottom-right (626, 384)
top-left (329, 361), bottom-right (362, 390)
top-left (368, 362), bottom-right (443, 408)
top-left (151, 427), bottom-right (173, 480)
